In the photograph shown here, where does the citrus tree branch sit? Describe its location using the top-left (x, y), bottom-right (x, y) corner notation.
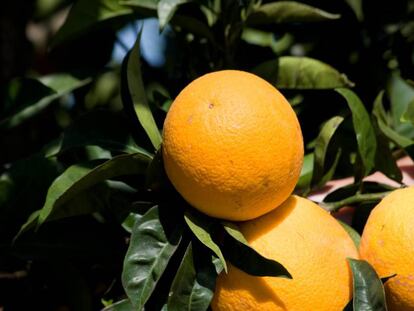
top-left (321, 191), bottom-right (393, 212)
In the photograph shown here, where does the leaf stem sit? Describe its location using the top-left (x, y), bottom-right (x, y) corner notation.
top-left (321, 191), bottom-right (393, 212)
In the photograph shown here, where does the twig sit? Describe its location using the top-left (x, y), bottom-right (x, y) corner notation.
top-left (321, 191), bottom-right (392, 212)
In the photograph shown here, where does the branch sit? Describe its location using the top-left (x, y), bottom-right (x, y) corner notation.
top-left (321, 191), bottom-right (392, 212)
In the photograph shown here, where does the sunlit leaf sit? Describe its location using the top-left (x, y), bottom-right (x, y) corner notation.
top-left (158, 0), bottom-right (190, 29)
top-left (253, 57), bottom-right (353, 89)
top-left (122, 31), bottom-right (163, 150)
top-left (184, 210), bottom-right (227, 273)
top-left (122, 206), bottom-right (182, 310)
top-left (167, 242), bottom-right (218, 311)
top-left (247, 1), bottom-right (340, 25)
top-left (335, 88), bottom-right (377, 177)
top-left (222, 222), bottom-right (248, 246)
top-left (37, 153), bottom-right (151, 226)
top-left (348, 259), bottom-right (388, 311)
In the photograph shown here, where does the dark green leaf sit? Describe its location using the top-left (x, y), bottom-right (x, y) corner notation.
top-left (55, 111), bottom-right (151, 156)
top-left (102, 299), bottom-right (133, 311)
top-left (158, 0), bottom-right (190, 29)
top-left (347, 258), bottom-right (388, 311)
top-left (184, 210), bottom-right (227, 273)
top-left (167, 242), bottom-right (218, 311)
top-left (123, 31), bottom-right (163, 150)
top-left (312, 116), bottom-right (345, 186)
top-left (338, 220), bottom-right (361, 248)
top-left (171, 15), bottom-right (215, 43)
top-left (51, 0), bottom-right (134, 47)
top-left (122, 206), bottom-right (182, 310)
top-left (345, 0), bottom-right (363, 20)
top-left (0, 75), bottom-right (91, 129)
top-left (222, 226), bottom-right (291, 278)
top-left (121, 201), bottom-right (155, 233)
top-left (335, 88), bottom-right (377, 177)
top-left (37, 153), bottom-right (151, 226)
top-left (247, 1), bottom-right (340, 25)
top-left (252, 57), bottom-right (353, 89)
top-left (121, 213), bottom-right (142, 233)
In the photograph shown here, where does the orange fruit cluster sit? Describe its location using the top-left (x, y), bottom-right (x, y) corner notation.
top-left (162, 70), bottom-right (358, 310)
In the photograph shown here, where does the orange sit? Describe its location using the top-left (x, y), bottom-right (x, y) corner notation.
top-left (359, 186), bottom-right (414, 311)
top-left (162, 70), bottom-right (303, 221)
top-left (211, 195), bottom-right (359, 311)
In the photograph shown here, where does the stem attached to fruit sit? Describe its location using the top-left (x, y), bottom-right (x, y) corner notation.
top-left (321, 191), bottom-right (393, 212)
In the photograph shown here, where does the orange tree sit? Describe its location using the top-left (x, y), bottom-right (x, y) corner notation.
top-left (0, 0), bottom-right (413, 310)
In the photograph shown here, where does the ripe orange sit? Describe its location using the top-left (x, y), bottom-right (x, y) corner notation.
top-left (359, 186), bottom-right (414, 311)
top-left (211, 195), bottom-right (359, 311)
top-left (162, 70), bottom-right (303, 221)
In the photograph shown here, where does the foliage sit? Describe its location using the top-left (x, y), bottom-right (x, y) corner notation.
top-left (1, 0), bottom-right (414, 309)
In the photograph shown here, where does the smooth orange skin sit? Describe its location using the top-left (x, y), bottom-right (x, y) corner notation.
top-left (162, 70), bottom-right (303, 221)
top-left (212, 196), bottom-right (359, 311)
top-left (359, 187), bottom-right (414, 311)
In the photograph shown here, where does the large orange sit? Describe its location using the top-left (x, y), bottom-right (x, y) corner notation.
top-left (211, 195), bottom-right (359, 310)
top-left (162, 70), bottom-right (303, 221)
top-left (359, 186), bottom-right (414, 310)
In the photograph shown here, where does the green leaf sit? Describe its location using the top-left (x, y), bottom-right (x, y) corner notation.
top-left (222, 222), bottom-right (249, 246)
top-left (167, 242), bottom-right (218, 311)
top-left (373, 94), bottom-right (413, 149)
top-left (312, 116), bottom-right (345, 186)
top-left (241, 28), bottom-right (293, 54)
top-left (171, 15), bottom-right (215, 43)
top-left (222, 225), bottom-right (291, 278)
top-left (296, 153), bottom-right (314, 189)
top-left (388, 74), bottom-right (414, 137)
top-left (400, 99), bottom-right (414, 123)
top-left (122, 205), bottom-right (182, 310)
top-left (158, 0), bottom-right (190, 29)
top-left (347, 259), bottom-right (388, 311)
top-left (338, 220), bottom-right (361, 248)
top-left (345, 0), bottom-right (363, 21)
top-left (252, 57), bottom-right (353, 89)
top-left (120, 0), bottom-right (159, 10)
top-left (122, 31), bottom-right (163, 150)
top-left (37, 153), bottom-right (151, 226)
top-left (0, 75), bottom-right (91, 129)
top-left (247, 1), bottom-right (340, 25)
top-left (51, 0), bottom-right (134, 47)
top-left (372, 92), bottom-right (402, 182)
top-left (335, 88), bottom-right (377, 177)
top-left (184, 210), bottom-right (227, 273)
top-left (121, 201), bottom-right (155, 232)
top-left (55, 110), bottom-right (152, 156)
top-left (102, 299), bottom-right (133, 311)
